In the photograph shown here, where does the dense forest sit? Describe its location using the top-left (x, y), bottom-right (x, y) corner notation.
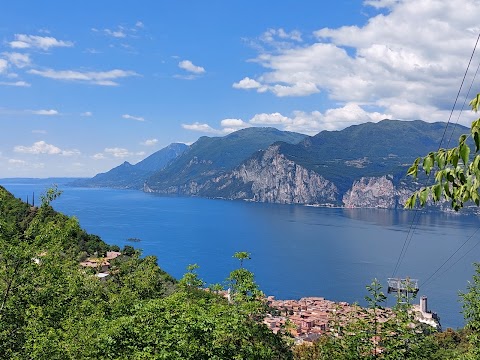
top-left (0, 184), bottom-right (479, 359)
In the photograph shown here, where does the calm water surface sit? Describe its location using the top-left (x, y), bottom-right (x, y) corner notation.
top-left (4, 180), bottom-right (480, 329)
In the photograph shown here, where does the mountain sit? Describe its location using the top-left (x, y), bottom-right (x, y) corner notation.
top-left (70, 143), bottom-right (188, 189)
top-left (146, 120), bottom-right (469, 209)
top-left (144, 127), bottom-right (307, 194)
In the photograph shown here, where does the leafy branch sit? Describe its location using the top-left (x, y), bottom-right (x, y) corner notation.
top-left (405, 94), bottom-right (480, 211)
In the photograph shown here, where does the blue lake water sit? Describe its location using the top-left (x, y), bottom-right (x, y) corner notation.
top-left (3, 179), bottom-right (480, 330)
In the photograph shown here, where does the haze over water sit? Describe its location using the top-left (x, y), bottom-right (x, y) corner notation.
top-left (4, 180), bottom-right (480, 329)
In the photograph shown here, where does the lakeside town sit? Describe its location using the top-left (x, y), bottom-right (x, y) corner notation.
top-left (79, 250), bottom-right (441, 346)
top-left (263, 295), bottom-right (441, 345)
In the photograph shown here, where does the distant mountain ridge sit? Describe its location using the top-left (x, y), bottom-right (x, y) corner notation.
top-left (74, 121), bottom-right (470, 210)
top-left (70, 143), bottom-right (188, 189)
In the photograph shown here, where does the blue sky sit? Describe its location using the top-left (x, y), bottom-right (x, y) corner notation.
top-left (1, 0), bottom-right (479, 177)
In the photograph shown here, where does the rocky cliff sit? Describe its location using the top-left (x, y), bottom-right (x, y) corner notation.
top-left (219, 145), bottom-right (339, 204)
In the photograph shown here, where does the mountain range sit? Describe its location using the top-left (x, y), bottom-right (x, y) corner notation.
top-left (71, 120), bottom-right (469, 209)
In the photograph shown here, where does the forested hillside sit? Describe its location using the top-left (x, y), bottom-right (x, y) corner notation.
top-left (0, 185), bottom-right (291, 359)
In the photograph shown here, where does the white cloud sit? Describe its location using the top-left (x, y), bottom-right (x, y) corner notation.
top-left (31, 109), bottom-right (58, 115)
top-left (261, 28), bottom-right (303, 43)
top-left (141, 138), bottom-right (158, 146)
top-left (92, 153), bottom-right (106, 160)
top-left (183, 118), bottom-right (251, 135)
top-left (285, 103), bottom-right (391, 134)
top-left (0, 81), bottom-right (30, 87)
top-left (122, 114), bottom-right (144, 121)
top-left (178, 60), bottom-right (206, 74)
top-left (2, 52), bottom-right (31, 68)
top-left (32, 129), bottom-right (47, 134)
top-left (135, 21), bottom-right (144, 28)
top-left (220, 118), bottom-right (251, 133)
top-left (9, 34), bottom-right (73, 50)
top-left (81, 111), bottom-right (92, 117)
top-left (28, 68), bottom-right (138, 86)
top-left (249, 112), bottom-right (292, 125)
top-left (232, 77), bottom-right (263, 90)
top-left (183, 104), bottom-right (391, 136)
top-left (104, 28), bottom-right (127, 38)
top-left (236, 0), bottom-right (480, 123)
top-left (14, 141), bottom-right (80, 156)
top-left (182, 122), bottom-right (220, 134)
top-left (105, 147), bottom-right (131, 158)
top-left (220, 118), bottom-right (249, 128)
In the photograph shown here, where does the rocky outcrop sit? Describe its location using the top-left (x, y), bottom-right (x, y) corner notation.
top-left (343, 176), bottom-right (396, 208)
top-left (215, 145), bottom-right (339, 204)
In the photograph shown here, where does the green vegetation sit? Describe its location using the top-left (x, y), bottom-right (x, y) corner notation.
top-left (0, 185), bottom-right (291, 359)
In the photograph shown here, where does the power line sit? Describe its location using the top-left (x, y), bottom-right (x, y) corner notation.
top-left (422, 225), bottom-right (480, 289)
top-left (391, 31), bottom-right (480, 279)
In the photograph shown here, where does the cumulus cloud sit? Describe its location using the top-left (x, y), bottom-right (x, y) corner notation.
top-left (122, 114), bottom-right (144, 121)
top-left (178, 60), bottom-right (205, 74)
top-left (250, 112), bottom-right (292, 125)
top-left (9, 34), bottom-right (73, 50)
top-left (235, 0), bottom-right (480, 123)
top-left (31, 109), bottom-right (58, 115)
top-left (28, 68), bottom-right (138, 86)
top-left (181, 103), bottom-right (391, 136)
top-left (2, 52), bottom-right (31, 68)
top-left (141, 138), bottom-right (158, 146)
top-left (0, 81), bottom-right (30, 87)
top-left (183, 118), bottom-right (250, 135)
top-left (182, 122), bottom-right (220, 134)
top-left (81, 111), bottom-right (92, 117)
top-left (14, 141), bottom-right (80, 156)
top-left (232, 77), bottom-right (263, 90)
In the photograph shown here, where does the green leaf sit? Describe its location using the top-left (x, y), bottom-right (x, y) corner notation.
top-left (406, 163), bottom-right (418, 177)
top-left (423, 154), bottom-right (434, 175)
top-left (470, 93), bottom-right (480, 112)
top-left (433, 184), bottom-right (442, 202)
top-left (460, 143), bottom-right (470, 166)
top-left (419, 188), bottom-right (428, 206)
top-left (436, 150), bottom-right (446, 168)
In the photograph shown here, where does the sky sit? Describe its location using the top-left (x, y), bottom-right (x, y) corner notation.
top-left (1, 0), bottom-right (480, 178)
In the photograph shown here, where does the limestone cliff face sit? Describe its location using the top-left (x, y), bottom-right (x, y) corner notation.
top-left (342, 176), bottom-right (414, 209)
top-left (217, 145), bottom-right (339, 204)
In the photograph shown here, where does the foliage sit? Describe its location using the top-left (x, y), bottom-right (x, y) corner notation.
top-left (405, 96), bottom-right (480, 211)
top-left (0, 185), bottom-right (293, 359)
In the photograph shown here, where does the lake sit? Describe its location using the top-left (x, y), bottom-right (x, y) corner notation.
top-left (3, 179), bottom-right (480, 329)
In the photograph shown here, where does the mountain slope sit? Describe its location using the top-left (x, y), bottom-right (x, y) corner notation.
top-left (71, 143), bottom-right (188, 189)
top-left (167, 120), bottom-right (469, 208)
top-left (144, 127), bottom-right (306, 194)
